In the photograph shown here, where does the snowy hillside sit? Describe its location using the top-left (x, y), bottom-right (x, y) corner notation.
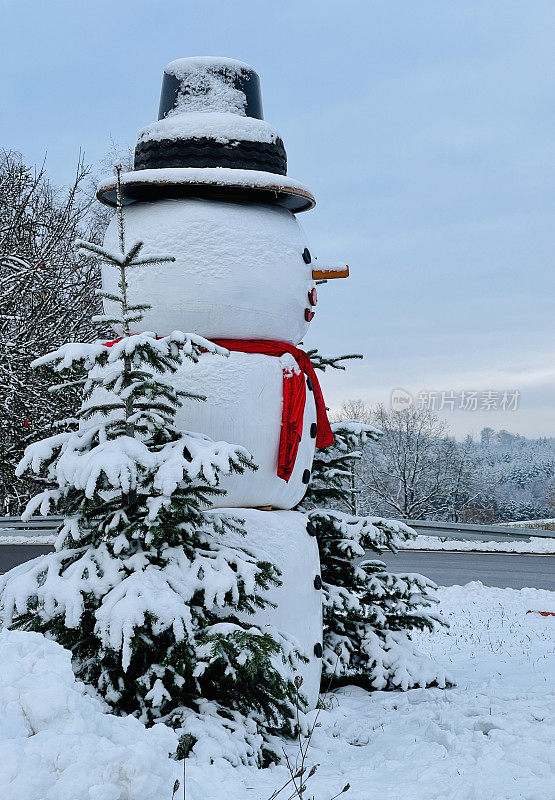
top-left (355, 426), bottom-right (555, 523)
top-left (471, 430), bottom-right (555, 521)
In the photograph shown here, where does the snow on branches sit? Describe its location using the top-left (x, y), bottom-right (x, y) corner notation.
top-left (0, 151), bottom-right (99, 515)
top-left (307, 509), bottom-right (449, 691)
top-left (301, 419), bottom-right (382, 512)
top-left (301, 350), bottom-right (450, 693)
top-left (17, 328), bottom-right (250, 524)
top-left (0, 166), bottom-right (301, 767)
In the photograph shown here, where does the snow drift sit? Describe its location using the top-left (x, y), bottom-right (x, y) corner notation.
top-left (0, 629), bottom-right (178, 800)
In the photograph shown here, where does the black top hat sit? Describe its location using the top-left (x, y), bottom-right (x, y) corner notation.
top-left (97, 57), bottom-right (315, 213)
top-left (158, 58), bottom-right (264, 121)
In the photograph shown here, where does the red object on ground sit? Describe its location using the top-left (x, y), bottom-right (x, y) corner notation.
top-left (526, 610), bottom-right (555, 617)
top-left (103, 336), bottom-right (335, 482)
top-left (213, 339), bottom-right (334, 481)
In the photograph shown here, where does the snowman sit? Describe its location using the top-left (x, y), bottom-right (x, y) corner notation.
top-left (97, 57), bottom-right (348, 707)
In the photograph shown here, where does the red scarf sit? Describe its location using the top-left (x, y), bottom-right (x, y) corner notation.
top-left (104, 336), bottom-right (334, 482)
top-left (213, 340), bottom-right (334, 482)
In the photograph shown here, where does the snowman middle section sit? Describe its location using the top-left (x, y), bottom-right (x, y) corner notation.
top-left (174, 350), bottom-right (317, 509)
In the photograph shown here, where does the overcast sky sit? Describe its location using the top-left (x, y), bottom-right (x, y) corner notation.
top-left (2, 0), bottom-right (554, 438)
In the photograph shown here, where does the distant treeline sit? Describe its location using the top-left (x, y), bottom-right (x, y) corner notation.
top-left (334, 402), bottom-right (555, 523)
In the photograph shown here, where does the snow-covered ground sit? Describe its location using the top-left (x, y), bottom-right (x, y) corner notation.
top-left (1, 582), bottom-right (553, 799)
top-left (402, 534), bottom-right (555, 553)
top-left (0, 630), bottom-right (178, 800)
top-left (0, 535), bottom-right (55, 544)
top-left (185, 582), bottom-right (555, 800)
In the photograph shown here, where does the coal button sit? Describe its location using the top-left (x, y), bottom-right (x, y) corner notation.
top-left (314, 642), bottom-right (323, 658)
top-left (314, 574), bottom-right (322, 590)
top-left (306, 521), bottom-right (317, 537)
top-left (302, 469), bottom-right (311, 484)
top-left (306, 377), bottom-right (313, 392)
top-left (310, 423), bottom-right (317, 438)
top-left (302, 248), bottom-right (312, 264)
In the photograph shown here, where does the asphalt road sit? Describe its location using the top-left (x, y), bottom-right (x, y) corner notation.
top-left (378, 550), bottom-right (555, 591)
top-left (0, 544), bottom-right (54, 574)
top-left (0, 545), bottom-right (553, 591)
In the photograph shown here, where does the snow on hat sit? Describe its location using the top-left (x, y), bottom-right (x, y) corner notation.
top-left (97, 57), bottom-right (315, 213)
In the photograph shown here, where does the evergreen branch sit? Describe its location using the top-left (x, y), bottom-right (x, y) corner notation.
top-left (307, 350), bottom-right (363, 373)
top-left (95, 289), bottom-right (123, 303)
top-left (92, 315), bottom-right (123, 326)
top-left (75, 239), bottom-right (123, 265)
top-left (129, 254), bottom-right (176, 266)
top-left (121, 240), bottom-right (144, 266)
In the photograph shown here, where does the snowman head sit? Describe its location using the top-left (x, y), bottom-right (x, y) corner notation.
top-left (101, 197), bottom-right (317, 345)
top-left (98, 57), bottom-right (350, 343)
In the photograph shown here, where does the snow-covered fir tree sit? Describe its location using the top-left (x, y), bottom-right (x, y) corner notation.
top-left (0, 168), bottom-right (303, 766)
top-left (301, 352), bottom-right (449, 691)
top-left (305, 418), bottom-right (381, 513)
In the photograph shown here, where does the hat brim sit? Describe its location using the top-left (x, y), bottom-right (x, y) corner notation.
top-left (96, 167), bottom-right (315, 213)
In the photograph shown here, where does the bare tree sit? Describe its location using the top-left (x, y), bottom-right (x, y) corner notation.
top-left (358, 404), bottom-right (474, 520)
top-left (328, 399), bottom-right (372, 513)
top-left (85, 139), bottom-right (134, 244)
top-left (439, 435), bottom-right (477, 522)
top-left (0, 150), bottom-right (100, 513)
top-left (331, 398), bottom-right (373, 425)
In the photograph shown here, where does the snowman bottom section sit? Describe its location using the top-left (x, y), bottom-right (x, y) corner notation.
top-left (206, 508), bottom-right (322, 709)
top-left (173, 350), bottom-right (317, 509)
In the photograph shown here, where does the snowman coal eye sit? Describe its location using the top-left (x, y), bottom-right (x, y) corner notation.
top-left (302, 248), bottom-right (311, 264)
